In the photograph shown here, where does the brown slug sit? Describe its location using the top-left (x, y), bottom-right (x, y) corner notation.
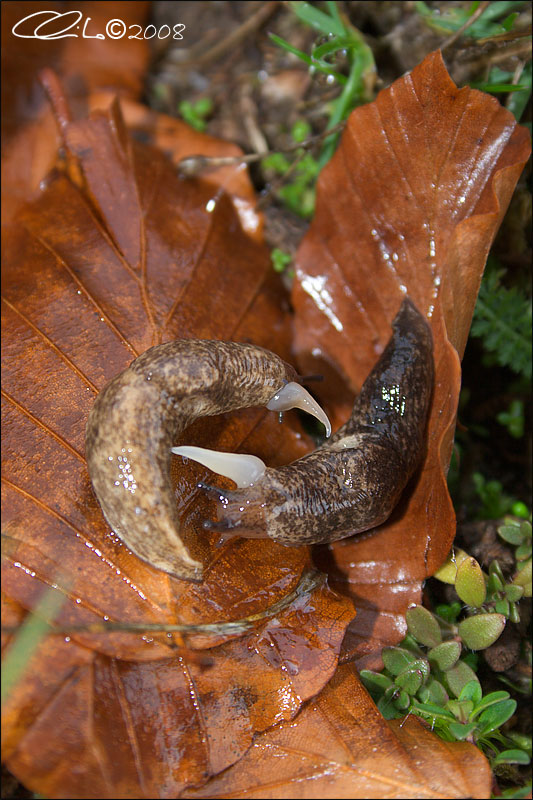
top-left (176, 297), bottom-right (433, 547)
top-left (85, 340), bottom-right (331, 581)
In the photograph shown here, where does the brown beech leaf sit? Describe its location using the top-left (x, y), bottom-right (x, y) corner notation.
top-left (2, 89), bottom-right (355, 797)
top-left (2, 0), bottom-right (151, 224)
top-left (182, 664), bottom-right (492, 799)
top-left (291, 51), bottom-right (531, 668)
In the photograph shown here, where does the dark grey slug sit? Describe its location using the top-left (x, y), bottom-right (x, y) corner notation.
top-left (85, 340), bottom-right (330, 581)
top-left (193, 297), bottom-right (434, 546)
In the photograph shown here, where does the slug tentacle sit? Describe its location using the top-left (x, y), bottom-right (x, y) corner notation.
top-left (85, 340), bottom-right (330, 581)
top-left (179, 298), bottom-right (434, 547)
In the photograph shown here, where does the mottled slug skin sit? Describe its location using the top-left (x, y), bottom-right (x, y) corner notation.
top-left (217, 298), bottom-right (434, 546)
top-left (85, 341), bottom-right (298, 581)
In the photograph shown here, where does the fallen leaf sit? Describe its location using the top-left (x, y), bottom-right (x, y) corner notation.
top-left (1, 0), bottom-right (151, 224)
top-left (182, 664), bottom-right (492, 799)
top-left (291, 51), bottom-right (531, 668)
top-left (2, 85), bottom-right (354, 797)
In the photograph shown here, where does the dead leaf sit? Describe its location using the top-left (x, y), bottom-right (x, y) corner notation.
top-left (2, 85), bottom-right (354, 796)
top-left (291, 51), bottom-right (531, 669)
top-left (182, 664), bottom-right (492, 799)
top-left (1, 0), bottom-right (151, 224)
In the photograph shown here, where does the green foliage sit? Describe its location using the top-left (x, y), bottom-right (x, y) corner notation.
top-left (472, 63), bottom-right (532, 121)
top-left (271, 247), bottom-right (293, 274)
top-left (473, 472), bottom-right (519, 519)
top-left (366, 510), bottom-right (531, 769)
top-left (471, 264), bottom-right (532, 381)
top-left (178, 97), bottom-right (213, 132)
top-left (416, 1), bottom-right (529, 40)
top-left (497, 399), bottom-right (525, 439)
top-left (361, 607), bottom-right (530, 766)
top-left (262, 128), bottom-right (321, 218)
top-left (434, 513), bottom-right (531, 622)
top-left (270, 1), bottom-right (375, 165)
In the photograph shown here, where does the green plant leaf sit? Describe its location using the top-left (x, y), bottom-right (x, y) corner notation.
top-left (427, 641), bottom-right (461, 672)
top-left (458, 680), bottom-right (482, 706)
top-left (448, 698), bottom-right (474, 722)
top-left (288, 0), bottom-right (346, 36)
top-left (493, 749), bottom-right (531, 766)
top-left (381, 646), bottom-right (417, 676)
top-left (458, 613), bottom-right (506, 649)
top-left (455, 557), bottom-right (487, 607)
top-left (513, 559), bottom-right (532, 596)
top-left (411, 699), bottom-right (456, 721)
top-left (470, 690), bottom-right (512, 720)
top-left (395, 659), bottom-right (430, 694)
top-left (359, 669), bottom-right (393, 693)
top-left (405, 605), bottom-right (442, 646)
top-left (477, 698), bottom-right (517, 734)
top-left (498, 520), bottom-right (528, 546)
top-left (433, 549), bottom-right (469, 584)
top-left (448, 721), bottom-right (478, 740)
top-left (504, 583), bottom-right (524, 602)
top-left (445, 661), bottom-right (480, 698)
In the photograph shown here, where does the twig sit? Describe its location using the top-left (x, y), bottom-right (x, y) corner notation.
top-left (1, 570), bottom-right (325, 639)
top-left (440, 1), bottom-right (490, 51)
top-left (177, 121), bottom-right (346, 176)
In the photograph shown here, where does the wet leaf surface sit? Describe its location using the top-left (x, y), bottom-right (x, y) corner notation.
top-left (182, 664), bottom-right (492, 799)
top-left (292, 51), bottom-right (531, 668)
top-left (1, 37), bottom-right (529, 800)
top-left (2, 85), bottom-right (354, 796)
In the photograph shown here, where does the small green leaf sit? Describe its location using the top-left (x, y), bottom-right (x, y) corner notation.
top-left (405, 605), bottom-right (442, 647)
top-left (434, 602), bottom-right (462, 623)
top-left (448, 721), bottom-right (477, 740)
top-left (433, 549), bottom-right (469, 584)
top-left (455, 557), bottom-right (487, 607)
top-left (271, 248), bottom-right (292, 273)
top-left (395, 659), bottom-right (430, 695)
top-left (445, 661), bottom-right (480, 698)
top-left (498, 521), bottom-right (527, 546)
top-left (426, 679), bottom-right (449, 706)
top-left (515, 542), bottom-right (532, 561)
top-left (488, 571), bottom-right (504, 593)
top-left (504, 583), bottom-right (524, 602)
top-left (411, 699), bottom-right (455, 721)
top-left (508, 602), bottom-right (521, 624)
top-left (513, 559), bottom-right (532, 597)
top-left (495, 598), bottom-right (510, 616)
top-left (493, 749), bottom-right (531, 766)
top-left (291, 119), bottom-right (312, 143)
top-left (428, 641), bottom-right (461, 672)
top-left (470, 690), bottom-right (511, 720)
top-left (360, 670), bottom-right (393, 693)
top-left (458, 680), bottom-right (483, 706)
top-left (448, 698), bottom-right (474, 722)
top-left (382, 647), bottom-right (417, 676)
top-left (478, 698), bottom-right (517, 734)
top-left (377, 693), bottom-right (401, 719)
top-left (489, 559), bottom-right (506, 583)
top-left (458, 613), bottom-right (506, 650)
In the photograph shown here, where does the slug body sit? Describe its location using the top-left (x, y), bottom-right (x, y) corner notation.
top-left (86, 341), bottom-right (328, 581)
top-left (203, 298), bottom-right (434, 546)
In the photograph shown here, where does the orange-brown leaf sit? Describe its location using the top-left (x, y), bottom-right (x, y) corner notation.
top-left (2, 87), bottom-right (354, 796)
top-left (182, 664), bottom-right (492, 799)
top-left (292, 51), bottom-right (531, 668)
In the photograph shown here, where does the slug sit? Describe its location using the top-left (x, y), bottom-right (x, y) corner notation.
top-left (174, 297), bottom-right (433, 547)
top-left (85, 340), bottom-right (331, 581)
